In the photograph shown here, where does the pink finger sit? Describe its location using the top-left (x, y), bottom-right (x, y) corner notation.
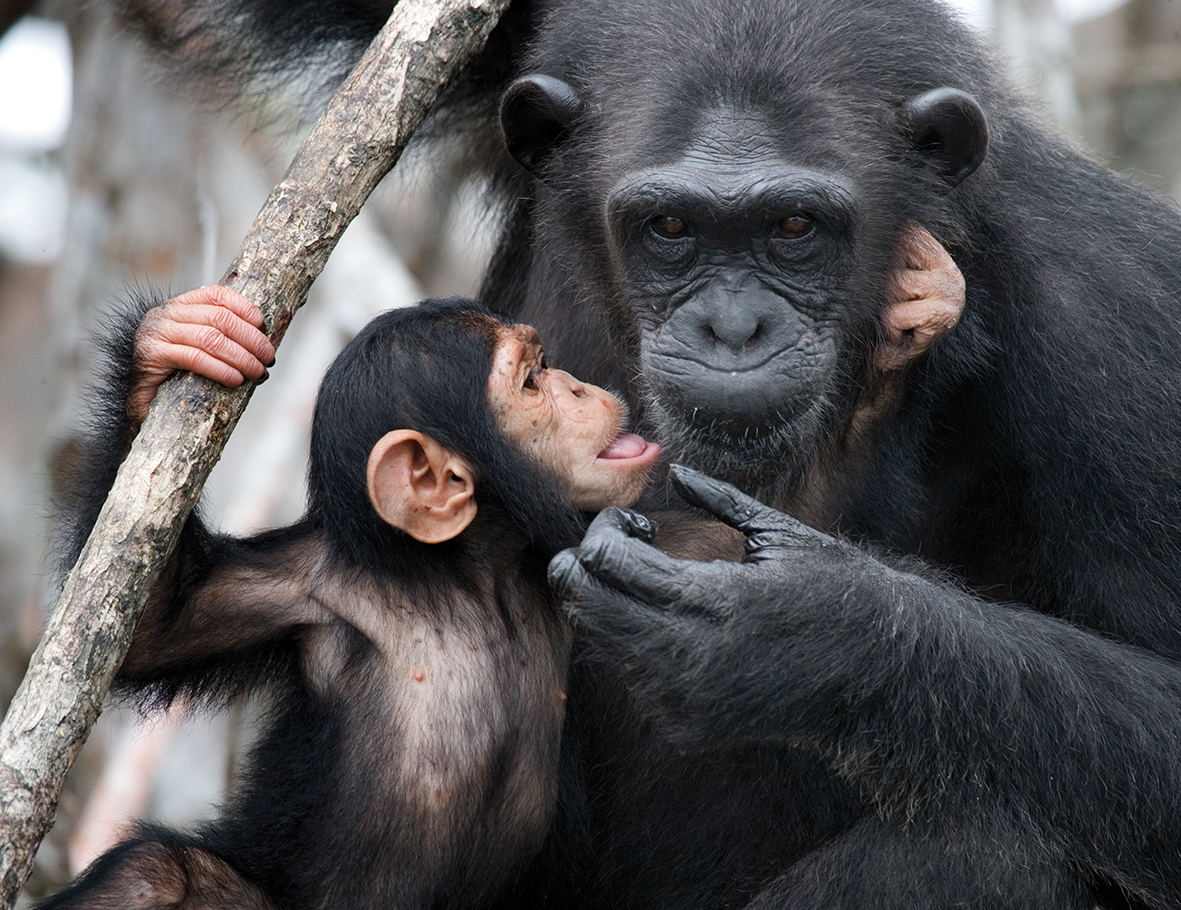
top-left (166, 286), bottom-right (264, 326)
top-left (156, 306), bottom-right (275, 367)
top-left (200, 285), bottom-right (267, 328)
top-left (156, 342), bottom-right (249, 387)
top-left (151, 324), bottom-right (269, 380)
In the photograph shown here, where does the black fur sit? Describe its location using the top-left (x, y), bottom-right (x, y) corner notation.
top-left (503, 3), bottom-right (1181, 908)
top-left (44, 299), bottom-right (583, 909)
top-left (55, 288), bottom-right (162, 577)
top-left (92, 0), bottom-right (1181, 907)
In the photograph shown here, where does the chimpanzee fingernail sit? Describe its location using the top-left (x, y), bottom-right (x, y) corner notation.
top-left (258, 369), bottom-right (270, 384)
top-left (630, 512), bottom-right (656, 541)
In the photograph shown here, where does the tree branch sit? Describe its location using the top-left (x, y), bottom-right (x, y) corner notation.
top-left (0, 0), bottom-right (510, 902)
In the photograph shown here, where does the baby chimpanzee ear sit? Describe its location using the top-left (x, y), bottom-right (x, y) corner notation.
top-left (367, 430), bottom-right (477, 543)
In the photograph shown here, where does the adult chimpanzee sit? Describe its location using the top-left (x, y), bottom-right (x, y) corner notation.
top-left (50, 225), bottom-right (961, 909)
top-left (105, 0), bottom-right (1181, 906)
top-left (45, 293), bottom-right (660, 909)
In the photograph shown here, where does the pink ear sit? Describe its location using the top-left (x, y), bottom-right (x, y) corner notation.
top-left (366, 430), bottom-right (477, 543)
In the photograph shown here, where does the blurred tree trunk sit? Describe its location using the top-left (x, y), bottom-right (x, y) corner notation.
top-left (14, 0), bottom-right (487, 900)
top-left (16, 1), bottom-right (286, 899)
top-left (993, 0), bottom-right (1081, 129)
top-left (990, 0), bottom-right (1181, 202)
top-left (1072, 0), bottom-right (1181, 200)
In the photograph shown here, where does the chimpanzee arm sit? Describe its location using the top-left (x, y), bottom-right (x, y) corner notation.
top-left (57, 290), bottom-right (302, 705)
top-left (551, 467), bottom-right (1181, 908)
top-left (113, 520), bottom-right (333, 705)
top-left (57, 287), bottom-right (273, 575)
top-left (55, 291), bottom-right (162, 576)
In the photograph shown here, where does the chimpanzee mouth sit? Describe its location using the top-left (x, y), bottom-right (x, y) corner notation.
top-left (668, 396), bottom-right (810, 436)
top-left (597, 432), bottom-right (660, 462)
top-left (645, 391), bottom-right (828, 489)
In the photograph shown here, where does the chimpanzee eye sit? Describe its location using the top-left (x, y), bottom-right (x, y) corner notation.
top-left (524, 369), bottom-right (542, 391)
top-left (650, 215), bottom-right (689, 239)
top-left (774, 213), bottom-right (813, 239)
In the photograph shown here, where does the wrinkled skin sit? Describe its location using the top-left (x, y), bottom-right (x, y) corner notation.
top-left (487, 324), bottom-right (660, 511)
top-left (129, 285), bottom-right (274, 426)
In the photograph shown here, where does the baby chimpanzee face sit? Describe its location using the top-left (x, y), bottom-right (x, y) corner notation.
top-left (364, 310), bottom-right (660, 546)
top-left (486, 322), bottom-right (660, 512)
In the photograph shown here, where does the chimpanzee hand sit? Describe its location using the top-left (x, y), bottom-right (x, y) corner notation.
top-left (550, 464), bottom-right (908, 747)
top-left (129, 286), bottom-right (276, 425)
top-left (875, 222), bottom-right (964, 371)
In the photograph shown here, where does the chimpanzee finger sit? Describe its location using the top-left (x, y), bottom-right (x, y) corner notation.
top-left (157, 297), bottom-right (276, 368)
top-left (893, 222), bottom-right (951, 273)
top-left (668, 464), bottom-right (822, 538)
top-left (148, 316), bottom-right (271, 383)
top-left (549, 547), bottom-right (610, 605)
top-left (569, 507), bottom-right (713, 609)
top-left (549, 548), bottom-right (712, 639)
top-left (148, 341), bottom-right (252, 389)
top-left (601, 505), bottom-right (657, 543)
top-left (140, 294), bottom-right (276, 380)
top-left (167, 286), bottom-right (268, 331)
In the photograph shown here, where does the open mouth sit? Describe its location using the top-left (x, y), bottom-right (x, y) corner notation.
top-left (597, 432), bottom-right (661, 463)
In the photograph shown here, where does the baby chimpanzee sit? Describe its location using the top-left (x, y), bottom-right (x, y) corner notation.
top-left (43, 295), bottom-right (659, 910)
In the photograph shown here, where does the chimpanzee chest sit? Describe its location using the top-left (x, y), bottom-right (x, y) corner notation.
top-left (314, 580), bottom-right (572, 882)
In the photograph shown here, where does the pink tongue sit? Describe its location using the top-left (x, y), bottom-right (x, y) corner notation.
top-left (598, 433), bottom-right (648, 459)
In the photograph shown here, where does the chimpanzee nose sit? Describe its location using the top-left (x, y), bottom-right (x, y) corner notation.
top-left (708, 302), bottom-right (762, 350)
top-left (691, 277), bottom-right (788, 355)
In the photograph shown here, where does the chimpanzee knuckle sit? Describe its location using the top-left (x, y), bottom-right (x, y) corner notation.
top-left (133, 333), bottom-right (165, 371)
top-left (161, 342), bottom-right (200, 374)
top-left (578, 530), bottom-right (622, 573)
top-left (139, 304), bottom-right (165, 326)
top-left (136, 307), bottom-right (170, 344)
top-left (587, 505), bottom-right (632, 537)
top-left (910, 324), bottom-right (940, 351)
top-left (547, 549), bottom-right (585, 600)
top-left (582, 540), bottom-right (691, 609)
top-left (204, 301), bottom-right (244, 335)
top-left (890, 271), bottom-right (923, 300)
top-left (193, 324), bottom-right (231, 357)
top-left (592, 506), bottom-right (652, 541)
top-left (560, 574), bottom-right (666, 642)
top-left (910, 242), bottom-right (944, 275)
top-left (744, 530), bottom-right (803, 557)
top-left (577, 534), bottom-right (624, 572)
top-left (580, 530), bottom-right (658, 584)
top-left (205, 284), bottom-right (243, 312)
top-left (883, 278), bottom-right (907, 312)
top-left (165, 297), bottom-right (209, 322)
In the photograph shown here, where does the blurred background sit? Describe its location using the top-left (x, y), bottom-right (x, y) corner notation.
top-left (0, 0), bottom-right (1177, 901)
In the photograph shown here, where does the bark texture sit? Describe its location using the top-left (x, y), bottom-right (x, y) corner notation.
top-left (0, 0), bottom-right (510, 903)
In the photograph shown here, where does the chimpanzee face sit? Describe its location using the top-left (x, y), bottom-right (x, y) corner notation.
top-left (486, 322), bottom-right (660, 511)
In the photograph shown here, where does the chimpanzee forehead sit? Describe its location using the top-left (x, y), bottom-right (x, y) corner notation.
top-left (487, 324), bottom-right (545, 388)
top-left (503, 323), bottom-right (543, 350)
top-left (453, 307), bottom-right (505, 343)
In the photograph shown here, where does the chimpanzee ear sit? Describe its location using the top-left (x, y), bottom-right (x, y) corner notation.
top-left (367, 430), bottom-right (477, 544)
top-left (500, 74), bottom-right (584, 175)
top-left (899, 88), bottom-right (988, 192)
